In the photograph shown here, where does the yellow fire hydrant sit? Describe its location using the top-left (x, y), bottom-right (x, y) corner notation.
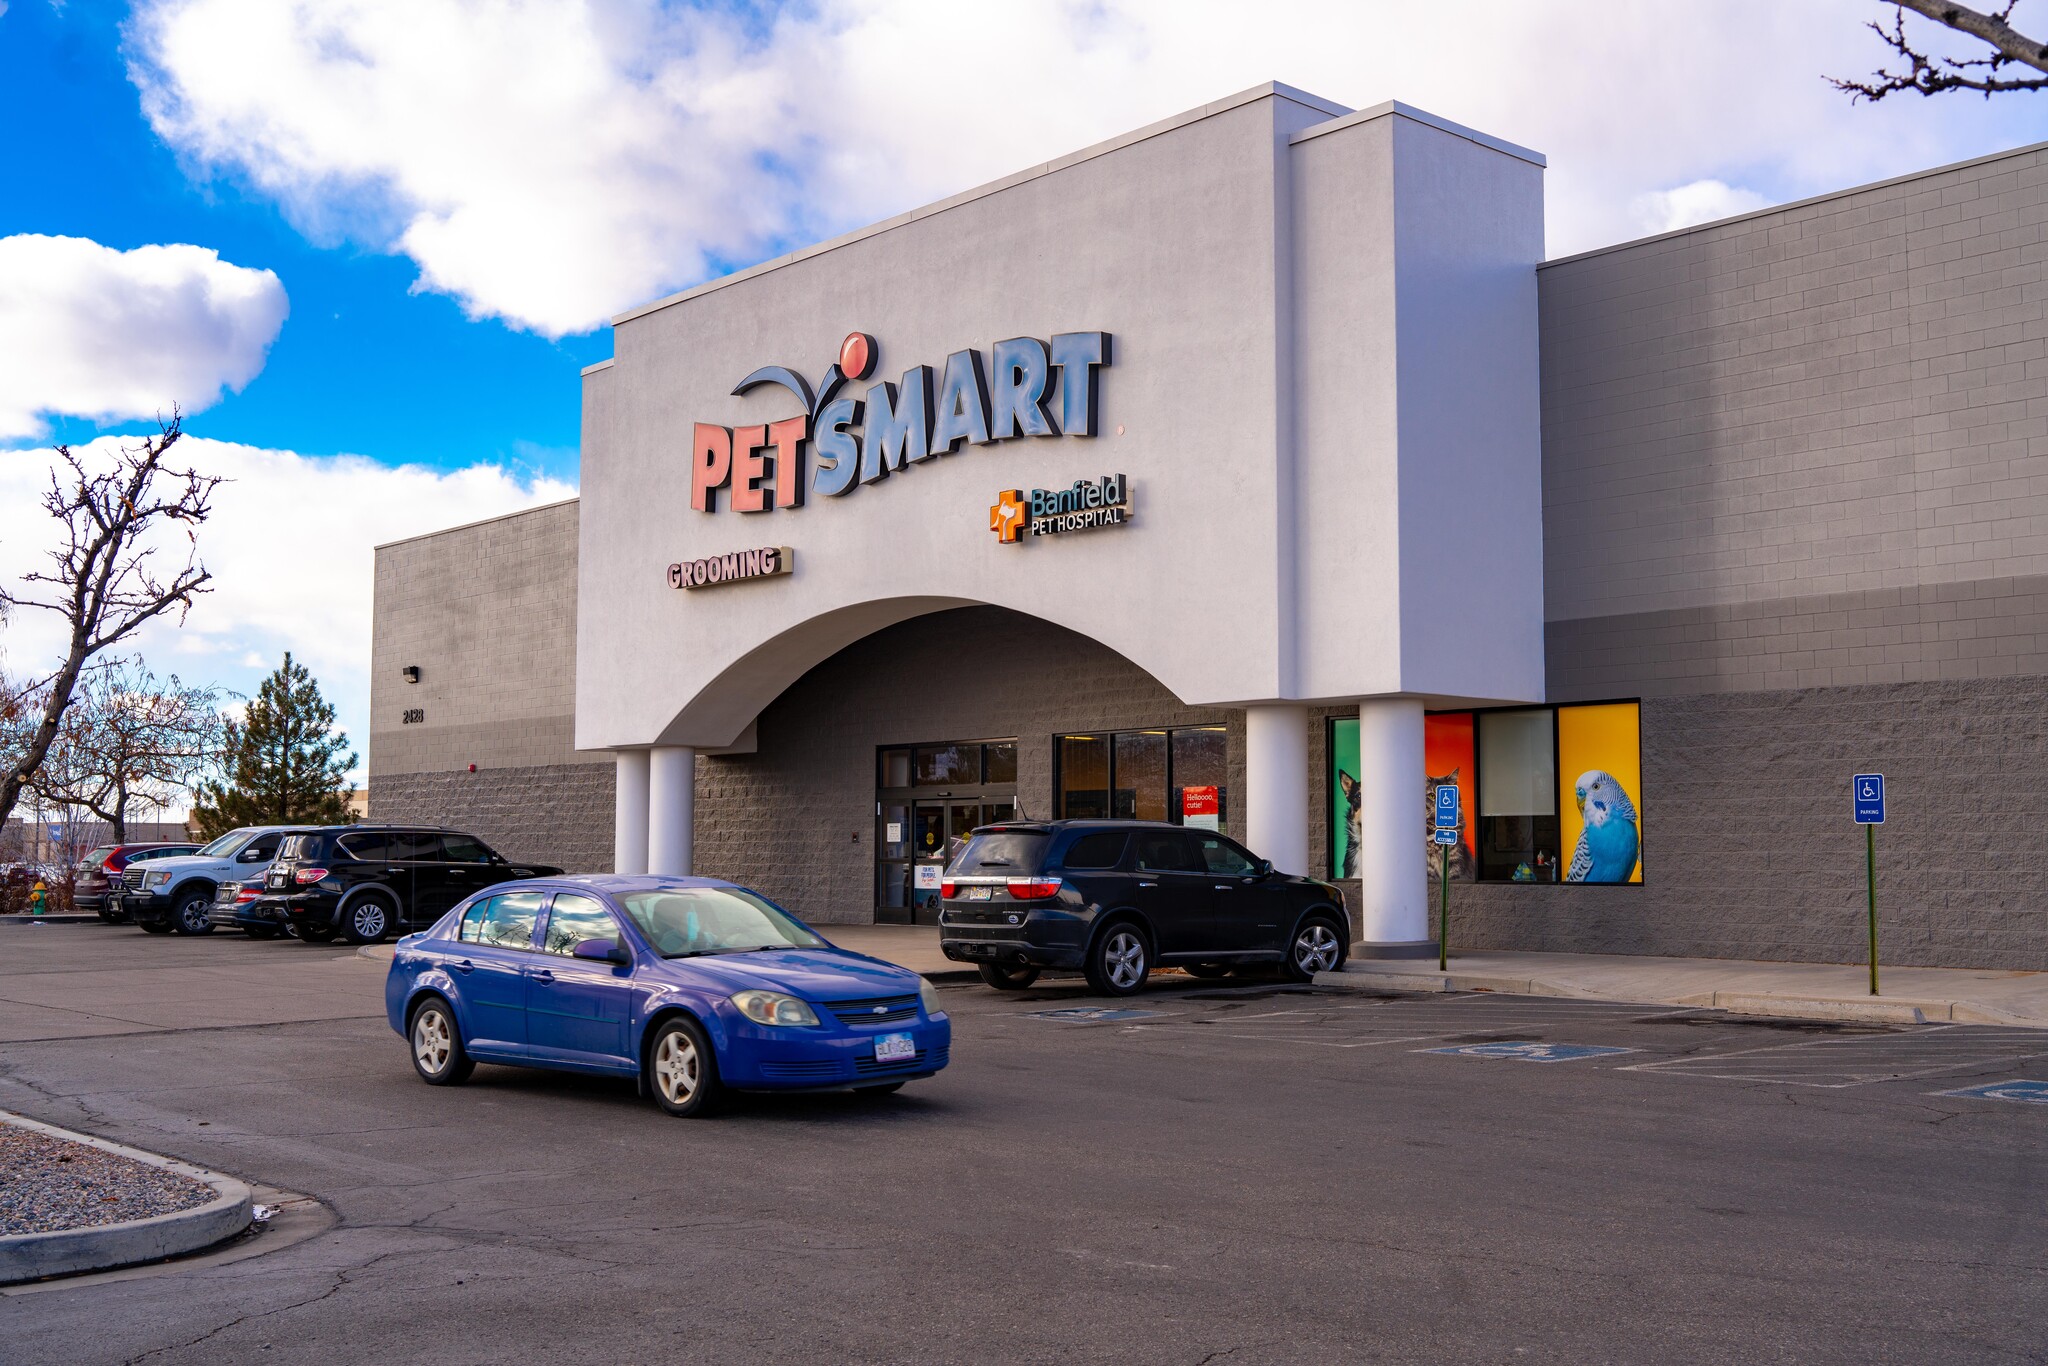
top-left (29, 880), bottom-right (47, 915)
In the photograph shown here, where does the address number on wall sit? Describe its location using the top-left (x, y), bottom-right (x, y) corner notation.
top-left (401, 709), bottom-right (425, 725)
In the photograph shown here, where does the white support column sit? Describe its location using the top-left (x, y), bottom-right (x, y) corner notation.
top-left (647, 746), bottom-right (696, 877)
top-left (1244, 704), bottom-right (1310, 875)
top-left (1357, 697), bottom-right (1431, 954)
top-left (613, 750), bottom-right (650, 876)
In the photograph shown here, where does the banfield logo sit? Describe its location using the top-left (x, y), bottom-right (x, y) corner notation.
top-left (989, 490), bottom-right (1027, 544)
top-left (693, 330), bottom-right (1111, 514)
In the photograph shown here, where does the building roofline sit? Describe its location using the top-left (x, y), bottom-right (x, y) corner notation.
top-left (1541, 134), bottom-right (2048, 269)
top-left (607, 81), bottom-right (1353, 329)
top-left (373, 496), bottom-right (580, 552)
top-left (1287, 99), bottom-right (1545, 167)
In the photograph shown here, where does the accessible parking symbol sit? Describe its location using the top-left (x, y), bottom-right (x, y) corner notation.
top-left (1935, 1078), bottom-right (2048, 1106)
top-left (1027, 1007), bottom-right (1162, 1023)
top-left (1422, 1042), bottom-right (1635, 1063)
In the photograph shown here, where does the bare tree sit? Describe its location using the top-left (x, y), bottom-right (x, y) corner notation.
top-left (0, 412), bottom-right (221, 832)
top-left (26, 659), bottom-right (224, 841)
top-left (1836, 1), bottom-right (2048, 100)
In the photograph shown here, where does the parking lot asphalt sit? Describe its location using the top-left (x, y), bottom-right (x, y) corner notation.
top-left (2, 923), bottom-right (2045, 1364)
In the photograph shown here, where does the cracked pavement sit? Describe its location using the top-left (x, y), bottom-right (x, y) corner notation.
top-left (1, 923), bottom-right (2045, 1364)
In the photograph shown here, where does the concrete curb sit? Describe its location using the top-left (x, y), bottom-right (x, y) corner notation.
top-left (1312, 964), bottom-right (2048, 1029)
top-left (0, 915), bottom-right (100, 926)
top-left (0, 1111), bottom-right (253, 1286)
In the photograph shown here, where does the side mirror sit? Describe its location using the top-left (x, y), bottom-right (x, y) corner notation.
top-left (572, 937), bottom-right (630, 965)
top-left (238, 848), bottom-right (266, 862)
top-left (1255, 860), bottom-right (1274, 878)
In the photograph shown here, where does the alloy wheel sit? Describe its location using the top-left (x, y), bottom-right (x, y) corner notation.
top-left (413, 1008), bottom-right (452, 1076)
top-left (1294, 922), bottom-right (1341, 975)
top-left (654, 1030), bottom-right (699, 1105)
top-left (1105, 929), bottom-right (1146, 990)
top-left (353, 902), bottom-right (388, 940)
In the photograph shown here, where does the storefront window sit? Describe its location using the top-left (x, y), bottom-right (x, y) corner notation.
top-left (1113, 731), bottom-right (1168, 820)
top-left (1058, 735), bottom-right (1110, 819)
top-left (914, 744), bottom-right (979, 786)
top-left (983, 741), bottom-right (1018, 785)
top-left (1056, 726), bottom-right (1227, 825)
top-left (1478, 708), bottom-right (1559, 882)
top-left (878, 748), bottom-right (911, 788)
top-left (1170, 727), bottom-right (1227, 826)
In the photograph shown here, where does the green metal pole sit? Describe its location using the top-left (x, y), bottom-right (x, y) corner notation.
top-left (1439, 841), bottom-right (1449, 972)
top-left (1867, 822), bottom-right (1879, 996)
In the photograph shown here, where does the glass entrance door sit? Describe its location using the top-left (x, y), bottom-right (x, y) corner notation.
top-left (875, 738), bottom-right (1018, 925)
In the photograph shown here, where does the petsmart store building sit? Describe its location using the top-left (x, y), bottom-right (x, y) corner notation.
top-left (370, 84), bottom-right (2048, 971)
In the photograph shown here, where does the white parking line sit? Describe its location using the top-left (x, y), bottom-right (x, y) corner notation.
top-left (1620, 1026), bottom-right (2048, 1089)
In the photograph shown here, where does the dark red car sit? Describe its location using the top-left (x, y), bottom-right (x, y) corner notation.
top-left (76, 844), bottom-right (200, 920)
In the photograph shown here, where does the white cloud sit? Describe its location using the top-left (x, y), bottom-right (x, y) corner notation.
top-left (0, 435), bottom-right (574, 782)
top-left (0, 234), bottom-right (288, 440)
top-left (1628, 179), bottom-right (1774, 238)
top-left (126, 0), bottom-right (2047, 333)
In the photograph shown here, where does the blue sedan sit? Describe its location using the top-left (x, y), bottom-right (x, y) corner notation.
top-left (384, 874), bottom-right (951, 1116)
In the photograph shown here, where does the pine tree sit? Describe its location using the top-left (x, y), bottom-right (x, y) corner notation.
top-left (191, 653), bottom-right (356, 837)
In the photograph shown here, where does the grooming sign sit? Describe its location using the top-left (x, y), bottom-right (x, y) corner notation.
top-left (669, 546), bottom-right (793, 590)
top-left (690, 330), bottom-right (1112, 514)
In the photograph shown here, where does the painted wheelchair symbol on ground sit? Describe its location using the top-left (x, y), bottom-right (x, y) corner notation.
top-left (1934, 1078), bottom-right (2048, 1105)
top-left (1028, 1007), bottom-right (1163, 1023)
top-left (1422, 1042), bottom-right (1636, 1063)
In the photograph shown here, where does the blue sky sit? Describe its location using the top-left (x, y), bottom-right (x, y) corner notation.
top-left (3, 0), bottom-right (2047, 801)
top-left (0, 0), bottom-right (607, 478)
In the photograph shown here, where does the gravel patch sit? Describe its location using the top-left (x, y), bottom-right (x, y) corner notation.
top-left (0, 1123), bottom-right (216, 1236)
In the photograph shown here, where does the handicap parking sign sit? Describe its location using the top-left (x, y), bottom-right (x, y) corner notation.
top-left (1853, 773), bottom-right (1885, 824)
top-left (1421, 1042), bottom-right (1635, 1063)
top-left (1433, 783), bottom-right (1460, 831)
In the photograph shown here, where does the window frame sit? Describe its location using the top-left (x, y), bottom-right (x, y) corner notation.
top-left (1051, 724), bottom-right (1229, 827)
top-left (1323, 697), bottom-right (1643, 888)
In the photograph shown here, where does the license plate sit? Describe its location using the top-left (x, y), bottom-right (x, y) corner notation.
top-left (269, 873), bottom-right (286, 888)
top-left (873, 1032), bottom-right (916, 1063)
top-left (107, 895), bottom-right (122, 912)
top-left (963, 885), bottom-right (993, 900)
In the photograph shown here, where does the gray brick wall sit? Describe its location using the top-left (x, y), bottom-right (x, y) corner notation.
top-left (1434, 678), bottom-right (2048, 971)
top-left (369, 762), bottom-right (613, 873)
top-left (1540, 143), bottom-right (2048, 631)
top-left (370, 499), bottom-right (600, 778)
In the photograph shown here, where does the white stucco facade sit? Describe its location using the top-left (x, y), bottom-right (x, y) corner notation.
top-left (575, 83), bottom-right (1546, 944)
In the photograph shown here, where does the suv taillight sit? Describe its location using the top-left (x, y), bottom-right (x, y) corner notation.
top-left (940, 880), bottom-right (958, 899)
top-left (101, 857), bottom-right (121, 872)
top-left (294, 867), bottom-right (329, 885)
top-left (1006, 877), bottom-right (1062, 901)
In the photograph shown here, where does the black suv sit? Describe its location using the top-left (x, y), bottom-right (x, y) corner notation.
top-left (239, 826), bottom-right (562, 946)
top-left (937, 820), bottom-right (1349, 995)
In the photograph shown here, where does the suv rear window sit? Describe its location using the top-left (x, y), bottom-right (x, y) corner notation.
top-left (1059, 832), bottom-right (1128, 870)
top-left (950, 831), bottom-right (1049, 874)
top-left (278, 833), bottom-right (326, 861)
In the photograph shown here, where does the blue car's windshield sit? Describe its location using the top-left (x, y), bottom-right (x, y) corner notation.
top-left (619, 887), bottom-right (824, 958)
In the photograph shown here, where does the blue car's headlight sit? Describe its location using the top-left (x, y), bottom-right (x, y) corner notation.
top-left (730, 990), bottom-right (820, 1027)
top-left (919, 979), bottom-right (944, 1018)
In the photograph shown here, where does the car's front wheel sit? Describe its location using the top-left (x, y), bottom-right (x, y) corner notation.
top-left (1283, 916), bottom-right (1346, 981)
top-left (96, 906), bottom-right (121, 924)
top-left (136, 916), bottom-right (173, 935)
top-left (977, 962), bottom-right (1041, 990)
top-left (1085, 922), bottom-right (1150, 997)
top-left (409, 998), bottom-right (474, 1085)
top-left (646, 1017), bottom-right (723, 1117)
top-left (170, 889), bottom-right (216, 935)
top-left (341, 895), bottom-right (394, 945)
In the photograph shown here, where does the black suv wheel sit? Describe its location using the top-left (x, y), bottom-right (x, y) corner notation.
top-left (1085, 921), bottom-right (1150, 996)
top-left (1283, 916), bottom-right (1345, 980)
top-left (341, 894), bottom-right (395, 945)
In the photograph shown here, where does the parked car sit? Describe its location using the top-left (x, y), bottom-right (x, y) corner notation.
top-left (385, 874), bottom-right (950, 1116)
top-left (242, 825), bottom-right (563, 945)
top-left (937, 820), bottom-right (1350, 995)
top-left (75, 843), bottom-right (201, 920)
top-left (115, 827), bottom-right (316, 935)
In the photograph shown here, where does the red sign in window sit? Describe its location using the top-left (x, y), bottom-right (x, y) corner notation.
top-left (1182, 785), bottom-right (1220, 831)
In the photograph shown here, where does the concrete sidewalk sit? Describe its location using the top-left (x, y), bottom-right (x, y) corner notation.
top-left (1320, 950), bottom-right (2048, 1027)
